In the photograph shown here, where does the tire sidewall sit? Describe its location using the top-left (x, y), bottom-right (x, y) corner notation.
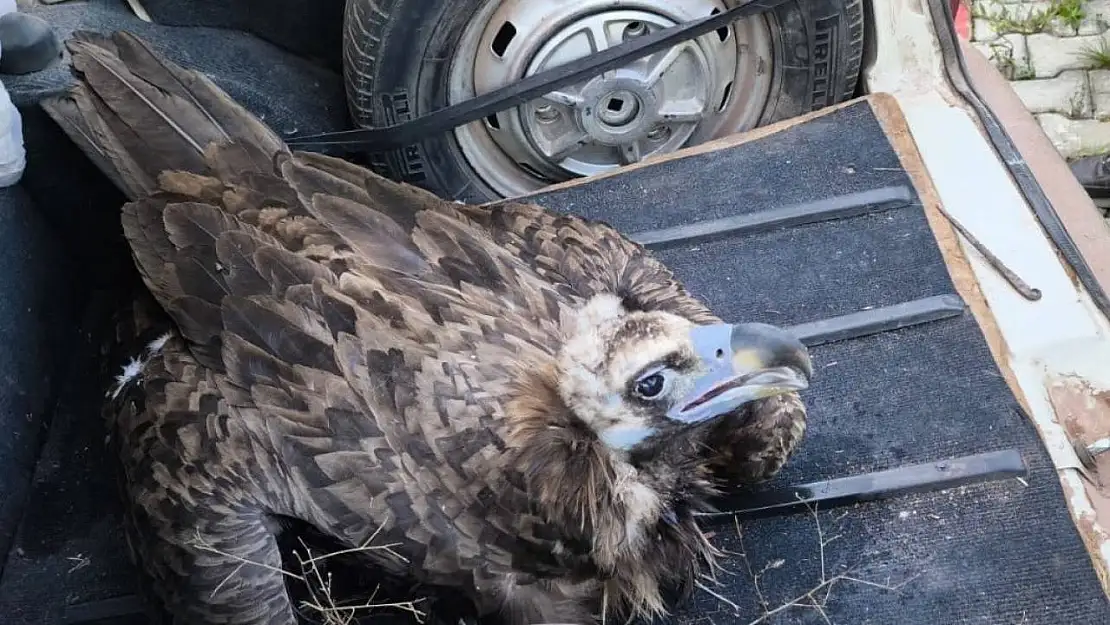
top-left (764, 0), bottom-right (863, 123)
top-left (365, 0), bottom-right (492, 202)
top-left (364, 0), bottom-right (861, 202)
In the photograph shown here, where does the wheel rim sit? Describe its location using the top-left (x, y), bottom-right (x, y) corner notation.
top-left (447, 0), bottom-right (775, 198)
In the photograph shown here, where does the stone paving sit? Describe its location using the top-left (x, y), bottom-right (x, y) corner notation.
top-left (970, 0), bottom-right (1110, 160)
top-left (970, 0), bottom-right (1110, 221)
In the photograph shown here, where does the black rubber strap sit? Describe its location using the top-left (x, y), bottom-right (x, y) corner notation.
top-left (788, 294), bottom-right (967, 347)
top-left (632, 186), bottom-right (916, 249)
top-left (61, 594), bottom-right (147, 624)
top-left (285, 0), bottom-right (790, 151)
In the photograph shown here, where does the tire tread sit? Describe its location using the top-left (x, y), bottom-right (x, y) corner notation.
top-left (839, 0), bottom-right (866, 102)
top-left (343, 0), bottom-right (395, 126)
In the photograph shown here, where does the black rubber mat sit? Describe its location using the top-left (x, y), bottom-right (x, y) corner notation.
top-left (0, 2), bottom-right (1105, 622)
top-left (4, 0), bottom-right (346, 126)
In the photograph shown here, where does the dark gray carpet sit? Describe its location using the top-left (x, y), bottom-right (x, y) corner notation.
top-left (137, 0), bottom-right (347, 71)
top-left (0, 186), bottom-right (74, 573)
top-left (0, 1), bottom-right (1105, 623)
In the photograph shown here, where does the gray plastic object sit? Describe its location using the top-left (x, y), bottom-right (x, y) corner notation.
top-left (0, 12), bottom-right (62, 75)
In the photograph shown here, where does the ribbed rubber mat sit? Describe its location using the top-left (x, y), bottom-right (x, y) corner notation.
top-left (522, 99), bottom-right (1110, 624)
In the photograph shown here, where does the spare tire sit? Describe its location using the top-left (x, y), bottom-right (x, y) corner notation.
top-left (343, 0), bottom-right (865, 202)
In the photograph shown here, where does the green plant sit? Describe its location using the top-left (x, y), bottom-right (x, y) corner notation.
top-left (1014, 64), bottom-right (1036, 80)
top-left (1079, 37), bottom-right (1110, 69)
top-left (1057, 0), bottom-right (1088, 31)
top-left (974, 0), bottom-right (1087, 36)
top-left (985, 38), bottom-right (1035, 80)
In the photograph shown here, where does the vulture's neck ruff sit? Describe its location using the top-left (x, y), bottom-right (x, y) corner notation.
top-left (504, 294), bottom-right (811, 616)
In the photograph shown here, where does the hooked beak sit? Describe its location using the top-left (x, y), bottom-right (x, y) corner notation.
top-left (666, 322), bottom-right (813, 425)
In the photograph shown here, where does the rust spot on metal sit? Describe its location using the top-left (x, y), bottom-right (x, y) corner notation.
top-left (1048, 376), bottom-right (1110, 459)
top-left (1047, 375), bottom-right (1110, 594)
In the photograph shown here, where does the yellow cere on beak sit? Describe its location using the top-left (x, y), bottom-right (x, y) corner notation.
top-left (666, 322), bottom-right (812, 425)
top-left (732, 349), bottom-right (769, 373)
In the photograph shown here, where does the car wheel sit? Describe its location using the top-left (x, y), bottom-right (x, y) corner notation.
top-left (343, 0), bottom-right (865, 202)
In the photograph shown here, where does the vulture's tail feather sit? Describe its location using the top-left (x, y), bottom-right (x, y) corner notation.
top-left (41, 30), bottom-right (288, 200)
top-left (40, 30), bottom-right (461, 377)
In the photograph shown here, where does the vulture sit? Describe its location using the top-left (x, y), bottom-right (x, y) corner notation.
top-left (41, 31), bottom-right (813, 625)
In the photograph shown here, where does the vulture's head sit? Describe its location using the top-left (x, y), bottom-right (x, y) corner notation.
top-left (555, 294), bottom-right (813, 453)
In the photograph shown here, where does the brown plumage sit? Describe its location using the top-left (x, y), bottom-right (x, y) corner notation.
top-left (42, 31), bottom-right (812, 625)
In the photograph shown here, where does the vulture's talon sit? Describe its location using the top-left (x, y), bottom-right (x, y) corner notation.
top-left (703, 392), bottom-right (809, 488)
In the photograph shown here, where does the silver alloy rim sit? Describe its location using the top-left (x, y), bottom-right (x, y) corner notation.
top-left (447, 0), bottom-right (775, 198)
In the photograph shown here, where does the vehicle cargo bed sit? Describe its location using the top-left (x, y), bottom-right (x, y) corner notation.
top-left (0, 1), bottom-right (1107, 623)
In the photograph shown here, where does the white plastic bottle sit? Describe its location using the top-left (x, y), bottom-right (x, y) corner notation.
top-left (0, 0), bottom-right (26, 187)
top-left (0, 78), bottom-right (26, 188)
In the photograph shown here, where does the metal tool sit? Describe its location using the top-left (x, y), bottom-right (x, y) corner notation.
top-left (935, 204), bottom-right (1042, 301)
top-left (1073, 437), bottom-right (1110, 472)
top-left (697, 449), bottom-right (1027, 521)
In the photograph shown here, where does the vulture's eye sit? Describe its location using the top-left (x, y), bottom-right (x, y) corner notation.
top-left (632, 370), bottom-right (670, 400)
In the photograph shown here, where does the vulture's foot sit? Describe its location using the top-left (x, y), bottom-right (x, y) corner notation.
top-left (702, 392), bottom-right (808, 487)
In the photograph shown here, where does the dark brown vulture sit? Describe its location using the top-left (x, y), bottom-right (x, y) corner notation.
top-left (41, 31), bottom-right (812, 625)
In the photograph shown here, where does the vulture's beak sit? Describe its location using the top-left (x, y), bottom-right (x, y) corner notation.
top-left (667, 322), bottom-right (812, 424)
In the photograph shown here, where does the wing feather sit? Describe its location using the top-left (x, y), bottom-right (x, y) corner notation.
top-left (221, 295), bottom-right (339, 375)
top-left (309, 194), bottom-right (431, 276)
